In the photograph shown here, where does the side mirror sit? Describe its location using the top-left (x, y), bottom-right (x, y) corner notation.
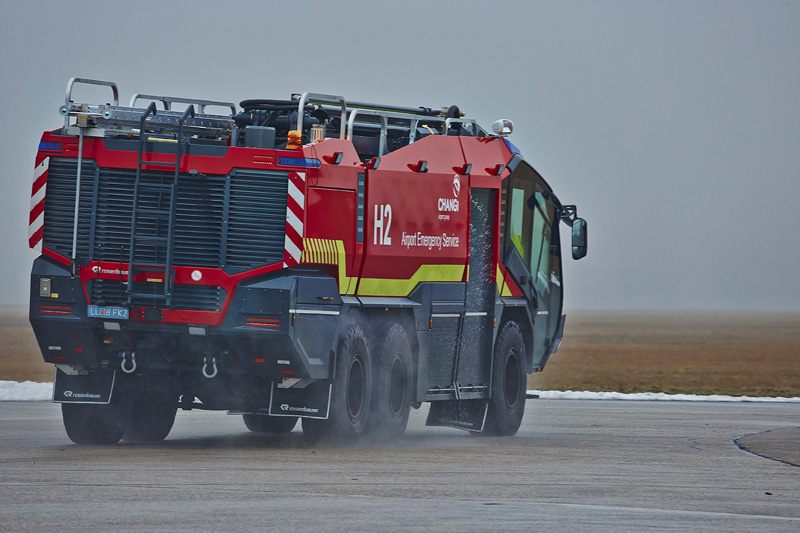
top-left (571, 218), bottom-right (587, 260)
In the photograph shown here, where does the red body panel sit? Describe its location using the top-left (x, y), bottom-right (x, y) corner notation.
top-left (31, 129), bottom-right (517, 321)
top-left (358, 136), bottom-right (470, 294)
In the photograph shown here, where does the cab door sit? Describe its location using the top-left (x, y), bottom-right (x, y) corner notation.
top-left (502, 160), bottom-right (564, 368)
top-left (528, 187), bottom-right (563, 368)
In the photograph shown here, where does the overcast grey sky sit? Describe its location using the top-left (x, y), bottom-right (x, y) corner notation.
top-left (2, 0), bottom-right (799, 311)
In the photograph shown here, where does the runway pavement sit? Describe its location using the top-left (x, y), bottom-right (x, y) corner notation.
top-left (0, 399), bottom-right (797, 532)
top-left (737, 427), bottom-right (800, 467)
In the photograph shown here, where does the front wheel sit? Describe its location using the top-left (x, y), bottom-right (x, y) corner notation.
top-left (303, 325), bottom-right (371, 443)
top-left (481, 321), bottom-right (527, 436)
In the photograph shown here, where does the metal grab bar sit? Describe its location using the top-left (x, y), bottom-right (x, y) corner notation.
top-left (347, 108), bottom-right (426, 156)
top-left (129, 93), bottom-right (236, 115)
top-left (295, 92), bottom-right (347, 139)
top-left (60, 77), bottom-right (120, 131)
top-left (345, 109), bottom-right (482, 156)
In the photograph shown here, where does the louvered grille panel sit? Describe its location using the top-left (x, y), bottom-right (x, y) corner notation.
top-left (93, 169), bottom-right (227, 266)
top-left (89, 279), bottom-right (225, 311)
top-left (226, 169), bottom-right (289, 272)
top-left (42, 157), bottom-right (291, 311)
top-left (174, 175), bottom-right (225, 267)
top-left (42, 158), bottom-right (96, 259)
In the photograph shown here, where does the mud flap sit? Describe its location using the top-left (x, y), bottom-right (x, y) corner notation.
top-left (53, 367), bottom-right (116, 404)
top-left (426, 400), bottom-right (487, 432)
top-left (550, 314), bottom-right (567, 354)
top-left (268, 381), bottom-right (331, 419)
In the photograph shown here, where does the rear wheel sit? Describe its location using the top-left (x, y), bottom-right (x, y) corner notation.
top-left (62, 402), bottom-right (128, 445)
top-left (482, 321), bottom-right (527, 436)
top-left (366, 323), bottom-right (413, 441)
top-left (243, 414), bottom-right (297, 434)
top-left (303, 325), bottom-right (371, 443)
top-left (122, 378), bottom-right (178, 443)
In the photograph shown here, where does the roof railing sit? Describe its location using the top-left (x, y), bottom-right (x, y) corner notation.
top-left (60, 77), bottom-right (120, 132)
top-left (346, 108), bottom-right (480, 156)
top-left (293, 92), bottom-right (347, 139)
top-left (129, 94), bottom-right (236, 115)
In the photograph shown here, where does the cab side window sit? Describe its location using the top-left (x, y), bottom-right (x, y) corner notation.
top-left (531, 191), bottom-right (554, 295)
top-left (503, 163), bottom-right (560, 285)
top-left (508, 184), bottom-right (533, 264)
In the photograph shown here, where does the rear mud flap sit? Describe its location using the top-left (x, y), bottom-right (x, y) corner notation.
top-left (426, 400), bottom-right (487, 432)
top-left (268, 381), bottom-right (331, 420)
top-left (53, 367), bottom-right (116, 404)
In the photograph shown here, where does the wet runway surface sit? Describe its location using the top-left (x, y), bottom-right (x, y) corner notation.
top-left (1, 399), bottom-right (798, 532)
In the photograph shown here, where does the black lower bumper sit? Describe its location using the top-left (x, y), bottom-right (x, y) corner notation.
top-left (30, 257), bottom-right (341, 381)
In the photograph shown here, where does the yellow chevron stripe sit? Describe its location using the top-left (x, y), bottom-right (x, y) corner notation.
top-left (314, 239), bottom-right (321, 263)
top-left (335, 240), bottom-right (355, 295)
top-left (300, 238), bottom-right (356, 295)
top-left (300, 240), bottom-right (466, 297)
top-left (357, 264), bottom-right (466, 297)
top-left (320, 238), bottom-right (328, 264)
top-left (326, 239), bottom-right (336, 264)
top-left (496, 265), bottom-right (512, 297)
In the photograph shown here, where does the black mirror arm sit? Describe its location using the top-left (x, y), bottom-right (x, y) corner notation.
top-left (559, 204), bottom-right (578, 227)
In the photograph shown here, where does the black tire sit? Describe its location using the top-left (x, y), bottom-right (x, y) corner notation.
top-left (303, 325), bottom-right (371, 443)
top-left (243, 414), bottom-right (298, 434)
top-left (482, 321), bottom-right (527, 437)
top-left (62, 402), bottom-right (128, 445)
top-left (365, 323), bottom-right (413, 441)
top-left (122, 380), bottom-right (178, 443)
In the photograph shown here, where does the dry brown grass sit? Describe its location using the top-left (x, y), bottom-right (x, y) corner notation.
top-left (529, 311), bottom-right (800, 397)
top-left (4, 309), bottom-right (799, 397)
top-left (0, 309), bottom-right (54, 382)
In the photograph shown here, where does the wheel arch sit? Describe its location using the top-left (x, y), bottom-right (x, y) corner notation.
top-left (498, 307), bottom-right (535, 373)
top-left (335, 305), bottom-right (420, 396)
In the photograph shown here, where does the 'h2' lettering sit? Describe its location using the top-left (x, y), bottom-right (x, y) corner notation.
top-left (373, 204), bottom-right (392, 245)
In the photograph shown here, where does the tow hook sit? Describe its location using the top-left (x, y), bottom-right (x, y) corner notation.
top-left (120, 350), bottom-right (137, 374)
top-left (202, 355), bottom-right (219, 379)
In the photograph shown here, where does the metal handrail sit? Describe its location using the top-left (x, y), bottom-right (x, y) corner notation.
top-left (346, 108), bottom-right (480, 156)
top-left (60, 77), bottom-right (119, 131)
top-left (129, 93), bottom-right (236, 115)
top-left (295, 92), bottom-right (347, 139)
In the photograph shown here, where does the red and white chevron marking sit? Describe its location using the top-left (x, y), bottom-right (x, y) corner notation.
top-left (28, 157), bottom-right (49, 252)
top-left (283, 171), bottom-right (305, 267)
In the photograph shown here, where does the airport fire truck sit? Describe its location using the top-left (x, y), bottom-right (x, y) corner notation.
top-left (29, 78), bottom-right (587, 444)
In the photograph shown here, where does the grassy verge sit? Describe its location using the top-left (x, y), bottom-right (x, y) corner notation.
top-left (529, 311), bottom-right (800, 397)
top-left (0, 310), bottom-right (53, 383)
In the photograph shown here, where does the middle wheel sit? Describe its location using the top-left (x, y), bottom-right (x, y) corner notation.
top-left (366, 323), bottom-right (413, 441)
top-left (303, 324), bottom-right (372, 443)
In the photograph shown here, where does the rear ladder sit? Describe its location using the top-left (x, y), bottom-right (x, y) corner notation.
top-left (126, 103), bottom-right (195, 308)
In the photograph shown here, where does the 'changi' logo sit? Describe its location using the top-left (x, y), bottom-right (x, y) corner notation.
top-left (438, 175), bottom-right (461, 214)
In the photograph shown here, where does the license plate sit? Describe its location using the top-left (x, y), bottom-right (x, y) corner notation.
top-left (87, 305), bottom-right (129, 320)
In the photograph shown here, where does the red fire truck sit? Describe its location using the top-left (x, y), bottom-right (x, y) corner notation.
top-left (29, 78), bottom-right (587, 444)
